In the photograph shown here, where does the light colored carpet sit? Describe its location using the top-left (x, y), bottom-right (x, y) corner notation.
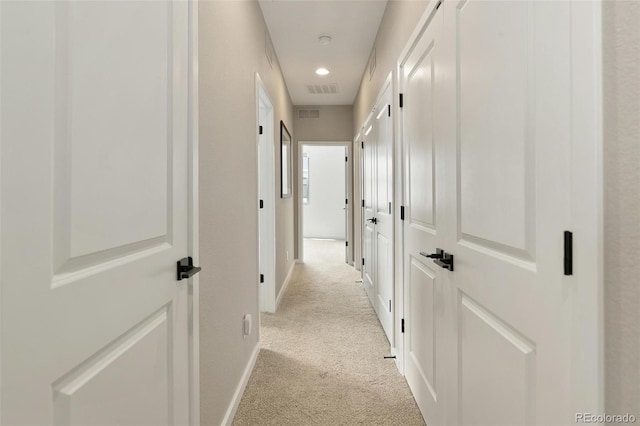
top-left (232, 239), bottom-right (426, 426)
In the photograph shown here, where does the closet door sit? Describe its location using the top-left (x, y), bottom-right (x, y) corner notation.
top-left (441, 1), bottom-right (578, 424)
top-left (362, 118), bottom-right (377, 305)
top-left (373, 85), bottom-right (395, 342)
top-left (400, 6), bottom-right (446, 425)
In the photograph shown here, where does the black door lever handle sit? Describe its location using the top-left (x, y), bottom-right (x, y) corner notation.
top-left (435, 253), bottom-right (454, 271)
top-left (177, 257), bottom-right (202, 281)
top-left (367, 217), bottom-right (378, 224)
top-left (420, 248), bottom-right (444, 259)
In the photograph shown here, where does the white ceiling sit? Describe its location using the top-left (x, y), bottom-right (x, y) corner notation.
top-left (259, 0), bottom-right (388, 106)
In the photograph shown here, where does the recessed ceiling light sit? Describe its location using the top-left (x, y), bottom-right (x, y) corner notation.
top-left (316, 68), bottom-right (330, 76)
top-left (318, 35), bottom-right (332, 45)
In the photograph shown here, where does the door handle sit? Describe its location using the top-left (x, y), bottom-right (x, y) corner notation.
top-left (434, 253), bottom-right (454, 271)
top-left (420, 248), bottom-right (444, 259)
top-left (367, 217), bottom-right (378, 224)
top-left (420, 249), bottom-right (454, 271)
top-left (177, 257), bottom-right (202, 281)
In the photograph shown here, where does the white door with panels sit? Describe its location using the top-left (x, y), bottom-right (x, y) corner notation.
top-left (1, 1), bottom-right (195, 425)
top-left (362, 120), bottom-right (377, 306)
top-left (400, 0), bottom-right (601, 424)
top-left (400, 6), bottom-right (446, 425)
top-left (442, 1), bottom-right (577, 423)
top-left (373, 85), bottom-right (394, 343)
top-left (361, 83), bottom-right (395, 344)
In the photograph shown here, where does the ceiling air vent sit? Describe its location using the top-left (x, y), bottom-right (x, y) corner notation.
top-left (306, 84), bottom-right (339, 95)
top-left (298, 109), bottom-right (320, 119)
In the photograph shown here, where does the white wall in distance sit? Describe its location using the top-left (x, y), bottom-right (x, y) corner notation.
top-left (303, 145), bottom-right (346, 239)
top-left (292, 105), bottom-right (354, 257)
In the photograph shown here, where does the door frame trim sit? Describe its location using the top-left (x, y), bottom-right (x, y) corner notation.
top-left (570, 0), bottom-right (604, 413)
top-left (297, 141), bottom-right (353, 264)
top-left (255, 73), bottom-right (277, 313)
top-left (187, 1), bottom-right (200, 423)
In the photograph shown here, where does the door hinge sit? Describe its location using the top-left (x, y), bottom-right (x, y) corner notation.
top-left (260, 274), bottom-right (264, 283)
top-left (346, 198), bottom-right (348, 205)
top-left (345, 156), bottom-right (348, 162)
top-left (399, 93), bottom-right (404, 108)
top-left (259, 125), bottom-right (263, 135)
top-left (361, 141), bottom-right (364, 149)
top-left (389, 202), bottom-right (392, 214)
top-left (400, 205), bottom-right (405, 221)
top-left (362, 257), bottom-right (365, 266)
top-left (362, 199), bottom-right (365, 207)
top-left (564, 231), bottom-right (573, 275)
top-left (259, 199), bottom-right (264, 209)
top-left (401, 318), bottom-right (405, 333)
top-left (345, 241), bottom-right (349, 247)
top-left (389, 300), bottom-right (392, 312)
top-left (388, 104), bottom-right (391, 117)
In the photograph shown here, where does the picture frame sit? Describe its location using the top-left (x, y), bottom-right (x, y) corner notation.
top-left (280, 121), bottom-right (292, 198)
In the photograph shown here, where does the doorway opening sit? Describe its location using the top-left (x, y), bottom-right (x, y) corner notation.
top-left (298, 142), bottom-right (353, 266)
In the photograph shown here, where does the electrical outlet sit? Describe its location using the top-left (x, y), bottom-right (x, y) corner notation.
top-left (243, 314), bottom-right (252, 338)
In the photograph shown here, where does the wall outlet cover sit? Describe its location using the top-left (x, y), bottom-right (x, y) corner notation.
top-left (243, 314), bottom-right (252, 338)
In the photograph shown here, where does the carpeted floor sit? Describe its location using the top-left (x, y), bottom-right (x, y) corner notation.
top-left (232, 239), bottom-right (426, 426)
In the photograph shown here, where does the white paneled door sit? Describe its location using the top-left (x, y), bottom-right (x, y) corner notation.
top-left (362, 119), bottom-right (376, 306)
top-left (362, 82), bottom-right (394, 344)
top-left (442, 1), bottom-right (574, 423)
top-left (1, 1), bottom-right (194, 425)
top-left (401, 0), bottom-right (600, 424)
top-left (373, 85), bottom-right (394, 343)
top-left (401, 6), bottom-right (446, 425)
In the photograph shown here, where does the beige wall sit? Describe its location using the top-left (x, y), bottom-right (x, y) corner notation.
top-left (352, 0), bottom-right (430, 133)
top-left (603, 0), bottom-right (640, 419)
top-left (198, 1), bottom-right (294, 424)
top-left (292, 105), bottom-right (353, 259)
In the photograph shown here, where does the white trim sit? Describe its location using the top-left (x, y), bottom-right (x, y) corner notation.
top-left (255, 73), bottom-right (277, 314)
top-left (297, 141), bottom-right (353, 264)
top-left (220, 343), bottom-right (260, 426)
top-left (0, 0), bottom-right (3, 417)
top-left (569, 0), bottom-right (604, 414)
top-left (187, 1), bottom-right (200, 423)
top-left (352, 132), bottom-right (363, 272)
top-left (276, 260), bottom-right (296, 310)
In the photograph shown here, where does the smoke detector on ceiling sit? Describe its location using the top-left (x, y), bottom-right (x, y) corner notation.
top-left (318, 35), bottom-right (332, 45)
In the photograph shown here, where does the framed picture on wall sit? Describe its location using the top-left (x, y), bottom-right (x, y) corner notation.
top-left (280, 121), bottom-right (292, 198)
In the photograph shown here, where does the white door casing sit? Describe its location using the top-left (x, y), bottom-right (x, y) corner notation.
top-left (345, 146), bottom-right (350, 264)
top-left (353, 133), bottom-right (363, 272)
top-left (257, 75), bottom-right (276, 313)
top-left (1, 1), bottom-right (195, 424)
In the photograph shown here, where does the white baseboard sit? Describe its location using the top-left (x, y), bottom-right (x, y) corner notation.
top-left (276, 261), bottom-right (296, 310)
top-left (221, 343), bottom-right (260, 426)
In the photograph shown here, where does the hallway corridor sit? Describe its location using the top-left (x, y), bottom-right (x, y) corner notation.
top-left (233, 240), bottom-right (424, 425)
